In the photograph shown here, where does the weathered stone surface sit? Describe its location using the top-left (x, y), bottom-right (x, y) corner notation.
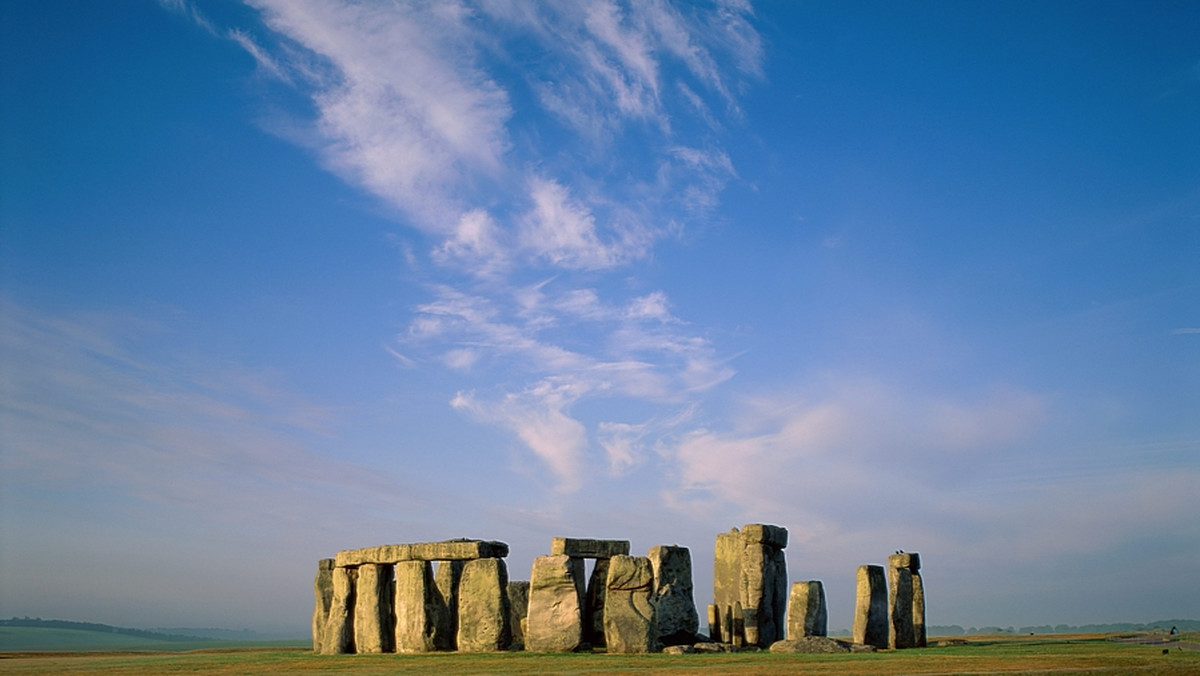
top-left (888, 566), bottom-right (915, 649)
top-left (888, 552), bottom-right (920, 571)
top-left (663, 644), bottom-right (694, 654)
top-left (739, 541), bottom-right (787, 646)
top-left (456, 558), bottom-right (511, 652)
top-left (693, 641), bottom-right (733, 653)
top-left (740, 523), bottom-right (788, 549)
top-left (335, 540), bottom-right (508, 567)
top-left (706, 603), bottom-right (719, 642)
top-left (525, 555), bottom-right (586, 652)
top-left (852, 565), bottom-right (888, 649)
top-left (913, 571), bottom-right (927, 648)
top-left (787, 580), bottom-right (827, 638)
top-left (769, 636), bottom-right (852, 653)
top-left (585, 557), bottom-right (610, 646)
top-left (648, 545), bottom-right (699, 645)
top-left (431, 560), bottom-right (463, 650)
top-left (312, 559), bottom-right (334, 652)
top-left (506, 581), bottom-right (530, 646)
top-left (712, 529), bottom-right (741, 643)
top-left (550, 537), bottom-right (630, 558)
top-left (320, 566), bottom-right (356, 654)
top-left (602, 555), bottom-right (659, 653)
top-left (394, 560), bottom-right (435, 653)
top-left (354, 563), bottom-right (393, 654)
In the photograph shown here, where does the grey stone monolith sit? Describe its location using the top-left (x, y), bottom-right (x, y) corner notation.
top-left (456, 557), bottom-right (510, 652)
top-left (313, 559), bottom-right (334, 651)
top-left (739, 539), bottom-right (787, 646)
top-left (787, 580), bottom-right (827, 638)
top-left (507, 581), bottom-right (530, 646)
top-left (913, 571), bottom-right (926, 647)
top-left (713, 529), bottom-right (741, 643)
top-left (852, 565), bottom-right (887, 649)
top-left (888, 566), bottom-right (915, 649)
top-left (525, 554), bottom-right (586, 652)
top-left (431, 560), bottom-right (464, 650)
top-left (394, 560), bottom-right (435, 653)
top-left (354, 563), bottom-right (393, 654)
top-left (603, 555), bottom-right (659, 653)
top-left (648, 545), bottom-right (699, 645)
top-left (321, 566), bottom-right (356, 654)
top-left (585, 557), bottom-right (610, 647)
top-left (706, 603), bottom-right (719, 641)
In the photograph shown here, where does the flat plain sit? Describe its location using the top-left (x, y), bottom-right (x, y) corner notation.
top-left (2, 634), bottom-right (1198, 675)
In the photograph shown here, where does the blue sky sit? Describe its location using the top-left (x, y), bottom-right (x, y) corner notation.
top-left (2, 0), bottom-right (1197, 636)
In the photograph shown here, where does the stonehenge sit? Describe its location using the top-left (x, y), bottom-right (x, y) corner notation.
top-left (313, 534), bottom-right (928, 654)
top-left (710, 524), bottom-right (788, 648)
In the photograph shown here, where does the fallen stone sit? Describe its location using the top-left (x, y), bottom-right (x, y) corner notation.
top-left (335, 540), bottom-right (508, 567)
top-left (662, 644), bottom-right (695, 655)
top-left (787, 580), bottom-right (828, 638)
top-left (769, 636), bottom-right (852, 653)
top-left (312, 559), bottom-right (334, 652)
top-left (648, 545), bottom-right (699, 645)
top-left (456, 557), bottom-right (511, 652)
top-left (550, 537), bottom-right (630, 558)
top-left (853, 565), bottom-right (888, 649)
top-left (525, 554), bottom-right (586, 652)
top-left (603, 555), bottom-right (660, 653)
top-left (692, 641), bottom-right (731, 653)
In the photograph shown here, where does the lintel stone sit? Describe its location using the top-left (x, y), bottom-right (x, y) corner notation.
top-left (550, 537), bottom-right (630, 558)
top-left (888, 552), bottom-right (920, 571)
top-left (740, 524), bottom-right (788, 549)
top-left (335, 539), bottom-right (509, 567)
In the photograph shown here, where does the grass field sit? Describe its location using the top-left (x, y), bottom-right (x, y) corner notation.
top-left (2, 634), bottom-right (1198, 675)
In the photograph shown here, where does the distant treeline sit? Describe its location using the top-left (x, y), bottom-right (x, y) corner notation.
top-left (0, 618), bottom-right (213, 642)
top-left (928, 619), bottom-right (1200, 635)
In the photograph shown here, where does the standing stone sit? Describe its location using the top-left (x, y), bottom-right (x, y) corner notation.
top-left (787, 581), bottom-right (827, 638)
top-left (602, 555), bottom-right (659, 653)
top-left (354, 563), bottom-right (393, 653)
top-left (913, 571), bottom-right (926, 648)
top-left (525, 554), bottom-right (586, 652)
top-left (888, 564), bottom-right (915, 649)
top-left (507, 581), bottom-right (530, 646)
top-left (648, 545), bottom-right (699, 645)
top-left (706, 603), bottom-right (720, 642)
top-left (456, 557), bottom-right (511, 652)
top-left (321, 566), bottom-right (356, 654)
top-left (394, 560), bottom-right (436, 653)
top-left (431, 560), bottom-right (464, 650)
top-left (585, 557), bottom-right (610, 647)
top-left (712, 529), bottom-right (741, 643)
top-left (738, 535), bottom-right (787, 646)
top-left (852, 565), bottom-right (887, 649)
top-left (313, 559), bottom-right (334, 652)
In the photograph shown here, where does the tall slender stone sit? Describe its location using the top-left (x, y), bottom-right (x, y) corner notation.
top-left (431, 560), bottom-right (464, 650)
top-left (713, 529), bottom-right (742, 643)
top-left (525, 554), bottom-right (586, 652)
top-left (313, 559), bottom-right (334, 652)
top-left (648, 545), bottom-right (699, 645)
top-left (321, 566), bottom-right (357, 654)
top-left (354, 563), bottom-right (393, 653)
top-left (913, 571), bottom-right (926, 648)
top-left (602, 555), bottom-right (659, 653)
top-left (787, 580), bottom-right (828, 638)
top-left (456, 558), bottom-right (511, 652)
top-left (394, 560), bottom-right (436, 653)
top-left (585, 557), bottom-right (610, 647)
top-left (888, 566), bottom-right (914, 649)
top-left (507, 581), bottom-right (530, 646)
top-left (852, 565), bottom-right (887, 649)
top-left (706, 603), bottom-right (720, 642)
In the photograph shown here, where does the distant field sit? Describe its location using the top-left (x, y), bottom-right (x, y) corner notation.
top-left (1, 634), bottom-right (1198, 675)
top-left (0, 627), bottom-right (308, 653)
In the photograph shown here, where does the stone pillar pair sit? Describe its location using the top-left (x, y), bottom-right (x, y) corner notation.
top-left (312, 540), bottom-right (512, 654)
top-left (709, 524), bottom-right (788, 648)
top-left (851, 551), bottom-right (925, 650)
top-left (888, 552), bottom-right (926, 649)
top-left (525, 538), bottom-right (631, 652)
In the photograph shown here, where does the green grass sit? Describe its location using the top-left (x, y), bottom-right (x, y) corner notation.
top-left (1, 634), bottom-right (1198, 675)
